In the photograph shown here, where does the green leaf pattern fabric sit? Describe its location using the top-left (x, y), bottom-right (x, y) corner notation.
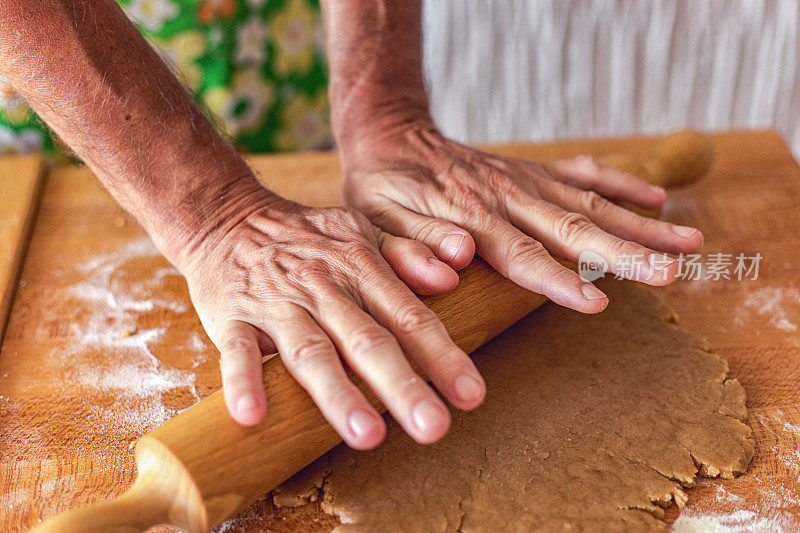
top-left (0, 0), bottom-right (330, 154)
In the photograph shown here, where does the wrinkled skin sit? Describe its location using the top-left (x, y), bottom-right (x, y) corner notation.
top-left (341, 123), bottom-right (703, 314)
top-left (179, 120), bottom-right (704, 450)
top-left (181, 193), bottom-right (486, 448)
top-left (0, 0), bottom-right (705, 451)
top-left (315, 0), bottom-right (701, 449)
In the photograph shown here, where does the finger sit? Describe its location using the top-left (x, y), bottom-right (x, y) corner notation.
top-left (506, 196), bottom-right (679, 286)
top-left (470, 216), bottom-right (608, 313)
top-left (218, 320), bottom-right (267, 427)
top-left (368, 200), bottom-right (475, 270)
top-left (539, 180), bottom-right (704, 254)
top-left (377, 229), bottom-right (459, 295)
top-left (306, 284), bottom-right (451, 444)
top-left (544, 155), bottom-right (666, 209)
top-left (267, 304), bottom-right (386, 450)
top-left (357, 268), bottom-right (486, 411)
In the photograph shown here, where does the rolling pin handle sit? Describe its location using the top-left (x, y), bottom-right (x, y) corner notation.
top-left (32, 437), bottom-right (208, 533)
top-left (31, 488), bottom-right (161, 533)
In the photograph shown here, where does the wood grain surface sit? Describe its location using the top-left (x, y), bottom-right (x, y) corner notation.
top-left (1, 131), bottom-right (798, 531)
top-left (0, 155), bottom-right (45, 346)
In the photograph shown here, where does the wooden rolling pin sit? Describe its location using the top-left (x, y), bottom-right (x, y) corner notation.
top-left (34, 259), bottom-right (548, 532)
top-left (601, 129), bottom-right (714, 218)
top-left (34, 130), bottom-right (714, 532)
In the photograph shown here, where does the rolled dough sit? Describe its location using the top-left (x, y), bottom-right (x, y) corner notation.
top-left (274, 281), bottom-right (754, 531)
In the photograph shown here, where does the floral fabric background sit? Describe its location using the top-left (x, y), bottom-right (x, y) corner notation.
top-left (0, 0), bottom-right (331, 154)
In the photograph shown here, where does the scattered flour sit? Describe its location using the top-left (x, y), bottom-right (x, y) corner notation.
top-left (212, 504), bottom-right (264, 533)
top-left (753, 410), bottom-right (800, 476)
top-left (672, 408), bottom-right (800, 532)
top-left (713, 485), bottom-right (744, 505)
top-left (769, 410), bottom-right (800, 437)
top-left (673, 509), bottom-right (791, 532)
top-left (735, 286), bottom-right (800, 333)
top-left (0, 488), bottom-right (31, 512)
top-left (188, 332), bottom-right (208, 352)
top-left (673, 483), bottom-right (800, 533)
top-left (69, 238), bottom-right (188, 318)
top-left (188, 333), bottom-right (209, 368)
top-left (53, 238), bottom-right (203, 433)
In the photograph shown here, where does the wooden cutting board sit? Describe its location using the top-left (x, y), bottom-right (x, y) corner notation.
top-left (0, 131), bottom-right (798, 531)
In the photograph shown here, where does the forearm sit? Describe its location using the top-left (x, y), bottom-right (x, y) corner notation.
top-left (322, 0), bottom-right (433, 155)
top-left (0, 0), bottom-right (275, 266)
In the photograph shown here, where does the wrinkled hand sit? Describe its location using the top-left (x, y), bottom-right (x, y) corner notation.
top-left (341, 123), bottom-right (704, 312)
top-left (179, 189), bottom-right (485, 448)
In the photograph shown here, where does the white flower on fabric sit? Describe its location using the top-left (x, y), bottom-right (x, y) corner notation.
top-left (0, 126), bottom-right (43, 155)
top-left (126, 0), bottom-right (179, 32)
top-left (274, 92), bottom-right (330, 151)
top-left (204, 69), bottom-right (275, 136)
top-left (17, 129), bottom-right (43, 152)
top-left (235, 16), bottom-right (269, 66)
top-left (0, 74), bottom-right (30, 124)
top-left (0, 126), bottom-right (15, 153)
top-left (269, 0), bottom-right (316, 75)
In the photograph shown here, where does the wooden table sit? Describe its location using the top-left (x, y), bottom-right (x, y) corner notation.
top-left (0, 131), bottom-right (798, 531)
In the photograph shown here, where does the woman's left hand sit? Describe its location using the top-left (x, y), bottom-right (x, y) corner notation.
top-left (340, 122), bottom-right (704, 313)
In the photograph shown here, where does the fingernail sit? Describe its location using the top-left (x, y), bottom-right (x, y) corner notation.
top-left (412, 399), bottom-right (444, 431)
top-left (648, 184), bottom-right (666, 196)
top-left (648, 253), bottom-right (677, 270)
top-left (580, 283), bottom-right (606, 301)
top-left (671, 225), bottom-right (698, 239)
top-left (440, 234), bottom-right (466, 262)
top-left (454, 374), bottom-right (484, 403)
top-left (348, 408), bottom-right (379, 438)
top-left (236, 393), bottom-right (258, 416)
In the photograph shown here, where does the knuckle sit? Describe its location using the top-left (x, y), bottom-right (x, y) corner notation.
top-left (609, 239), bottom-right (643, 260)
top-left (221, 336), bottom-right (258, 357)
top-left (506, 236), bottom-right (547, 267)
top-left (555, 212), bottom-right (595, 244)
top-left (548, 266), bottom-right (578, 285)
top-left (292, 259), bottom-right (330, 287)
top-left (364, 201), bottom-right (396, 226)
top-left (342, 242), bottom-right (381, 273)
top-left (324, 384), bottom-right (360, 410)
top-left (349, 324), bottom-right (393, 354)
top-left (575, 154), bottom-right (601, 172)
top-left (287, 336), bottom-right (335, 368)
top-left (485, 167), bottom-right (516, 192)
top-left (639, 216), bottom-right (664, 233)
top-left (580, 190), bottom-right (610, 215)
top-left (410, 218), bottom-right (442, 243)
top-left (427, 348), bottom-right (465, 373)
top-left (337, 206), bottom-right (370, 230)
top-left (394, 304), bottom-right (440, 335)
top-left (451, 186), bottom-right (491, 216)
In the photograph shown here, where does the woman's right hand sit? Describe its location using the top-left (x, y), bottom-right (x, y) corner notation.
top-left (178, 187), bottom-right (487, 449)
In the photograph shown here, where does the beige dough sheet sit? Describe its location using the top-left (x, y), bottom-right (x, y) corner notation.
top-left (273, 280), bottom-right (754, 531)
